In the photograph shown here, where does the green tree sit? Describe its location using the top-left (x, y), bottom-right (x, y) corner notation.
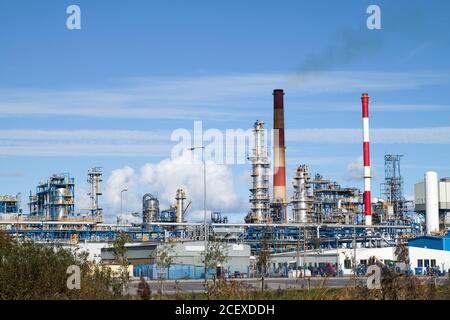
top-left (202, 240), bottom-right (229, 284)
top-left (256, 234), bottom-right (271, 292)
top-left (112, 231), bottom-right (132, 295)
top-left (152, 242), bottom-right (176, 294)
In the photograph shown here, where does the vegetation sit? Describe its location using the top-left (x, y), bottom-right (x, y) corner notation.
top-left (137, 276), bottom-right (151, 300)
top-left (152, 276), bottom-right (450, 300)
top-left (256, 234), bottom-right (271, 292)
top-left (2, 230), bottom-right (450, 301)
top-left (202, 239), bottom-right (229, 283)
top-left (111, 231), bottom-right (132, 295)
top-left (152, 242), bottom-right (176, 293)
top-left (0, 231), bottom-right (126, 300)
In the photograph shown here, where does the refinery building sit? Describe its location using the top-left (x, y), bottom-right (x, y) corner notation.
top-left (1, 90), bottom-right (450, 279)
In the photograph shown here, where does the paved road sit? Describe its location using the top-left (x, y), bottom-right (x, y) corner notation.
top-left (128, 276), bottom-right (448, 295)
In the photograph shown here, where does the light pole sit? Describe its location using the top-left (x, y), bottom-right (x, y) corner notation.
top-left (188, 146), bottom-right (207, 285)
top-left (336, 236), bottom-right (340, 277)
top-left (120, 188), bottom-right (128, 225)
top-left (353, 211), bottom-right (357, 285)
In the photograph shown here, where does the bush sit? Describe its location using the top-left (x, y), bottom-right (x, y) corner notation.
top-left (0, 231), bottom-right (126, 300)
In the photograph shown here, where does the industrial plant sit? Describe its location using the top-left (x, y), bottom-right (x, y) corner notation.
top-left (1, 90), bottom-right (450, 279)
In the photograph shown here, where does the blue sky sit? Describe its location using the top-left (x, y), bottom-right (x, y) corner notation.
top-left (0, 1), bottom-right (449, 222)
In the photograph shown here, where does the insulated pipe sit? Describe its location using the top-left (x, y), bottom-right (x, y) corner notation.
top-left (361, 93), bottom-right (372, 226)
top-left (273, 89), bottom-right (287, 222)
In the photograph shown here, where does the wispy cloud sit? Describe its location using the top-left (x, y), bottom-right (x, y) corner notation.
top-left (0, 171), bottom-right (24, 178)
top-left (286, 127), bottom-right (450, 144)
top-left (289, 102), bottom-right (450, 112)
top-left (0, 71), bottom-right (448, 120)
top-left (0, 126), bottom-right (449, 157)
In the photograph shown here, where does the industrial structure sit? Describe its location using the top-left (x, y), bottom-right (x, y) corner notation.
top-left (28, 173), bottom-right (75, 220)
top-left (0, 90), bottom-right (447, 277)
top-left (415, 172), bottom-right (450, 234)
top-left (245, 120), bottom-right (271, 223)
top-left (0, 194), bottom-right (21, 215)
top-left (292, 165), bottom-right (312, 223)
top-left (87, 167), bottom-right (103, 217)
top-left (361, 93), bottom-right (372, 226)
top-left (272, 89), bottom-right (288, 223)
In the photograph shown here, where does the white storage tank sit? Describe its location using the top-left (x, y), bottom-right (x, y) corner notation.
top-left (425, 171), bottom-right (439, 234)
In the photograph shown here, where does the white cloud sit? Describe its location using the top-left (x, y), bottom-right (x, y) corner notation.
top-left (0, 126), bottom-right (450, 157)
top-left (290, 101), bottom-right (450, 112)
top-left (139, 157), bottom-right (245, 220)
top-left (99, 158), bottom-right (247, 223)
top-left (286, 127), bottom-right (450, 144)
top-left (103, 166), bottom-right (141, 223)
top-left (0, 130), bottom-right (172, 156)
top-left (344, 156), bottom-right (364, 181)
top-left (0, 71), bottom-right (448, 119)
top-left (75, 185), bottom-right (93, 212)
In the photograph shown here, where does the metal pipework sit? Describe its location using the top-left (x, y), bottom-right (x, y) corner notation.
top-left (273, 89), bottom-right (287, 222)
top-left (361, 93), bottom-right (372, 226)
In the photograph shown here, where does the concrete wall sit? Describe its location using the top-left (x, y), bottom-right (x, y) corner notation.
top-left (98, 240), bottom-right (250, 275)
top-left (171, 241), bottom-right (250, 274)
top-left (270, 247), bottom-right (397, 276)
top-left (409, 246), bottom-right (450, 272)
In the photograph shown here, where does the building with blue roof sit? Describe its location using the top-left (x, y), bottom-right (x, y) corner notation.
top-left (408, 235), bottom-right (450, 251)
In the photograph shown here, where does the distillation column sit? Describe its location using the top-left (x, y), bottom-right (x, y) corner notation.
top-left (175, 188), bottom-right (186, 223)
top-left (246, 120), bottom-right (271, 223)
top-left (292, 165), bottom-right (311, 223)
top-left (87, 167), bottom-right (103, 216)
top-left (361, 93), bottom-right (372, 226)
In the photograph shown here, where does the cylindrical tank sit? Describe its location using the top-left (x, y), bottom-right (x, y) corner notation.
top-left (56, 188), bottom-right (66, 204)
top-left (56, 188), bottom-right (67, 220)
top-left (143, 193), bottom-right (159, 223)
top-left (425, 171), bottom-right (439, 234)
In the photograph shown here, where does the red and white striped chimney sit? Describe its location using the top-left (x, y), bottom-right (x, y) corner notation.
top-left (361, 93), bottom-right (372, 226)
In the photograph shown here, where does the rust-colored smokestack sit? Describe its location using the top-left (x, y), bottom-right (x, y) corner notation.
top-left (273, 89), bottom-right (287, 222)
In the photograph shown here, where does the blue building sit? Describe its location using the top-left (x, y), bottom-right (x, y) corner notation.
top-left (408, 235), bottom-right (450, 251)
top-left (0, 195), bottom-right (20, 214)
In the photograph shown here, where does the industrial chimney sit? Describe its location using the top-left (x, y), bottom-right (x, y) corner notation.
top-left (361, 93), bottom-right (372, 226)
top-left (273, 89), bottom-right (287, 222)
top-left (425, 171), bottom-right (439, 234)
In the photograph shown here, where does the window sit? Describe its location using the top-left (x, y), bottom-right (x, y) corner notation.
top-left (431, 259), bottom-right (436, 267)
top-left (418, 259), bottom-right (423, 267)
top-left (360, 259), bottom-right (367, 265)
top-left (344, 259), bottom-right (352, 269)
top-left (424, 259), bottom-right (430, 267)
